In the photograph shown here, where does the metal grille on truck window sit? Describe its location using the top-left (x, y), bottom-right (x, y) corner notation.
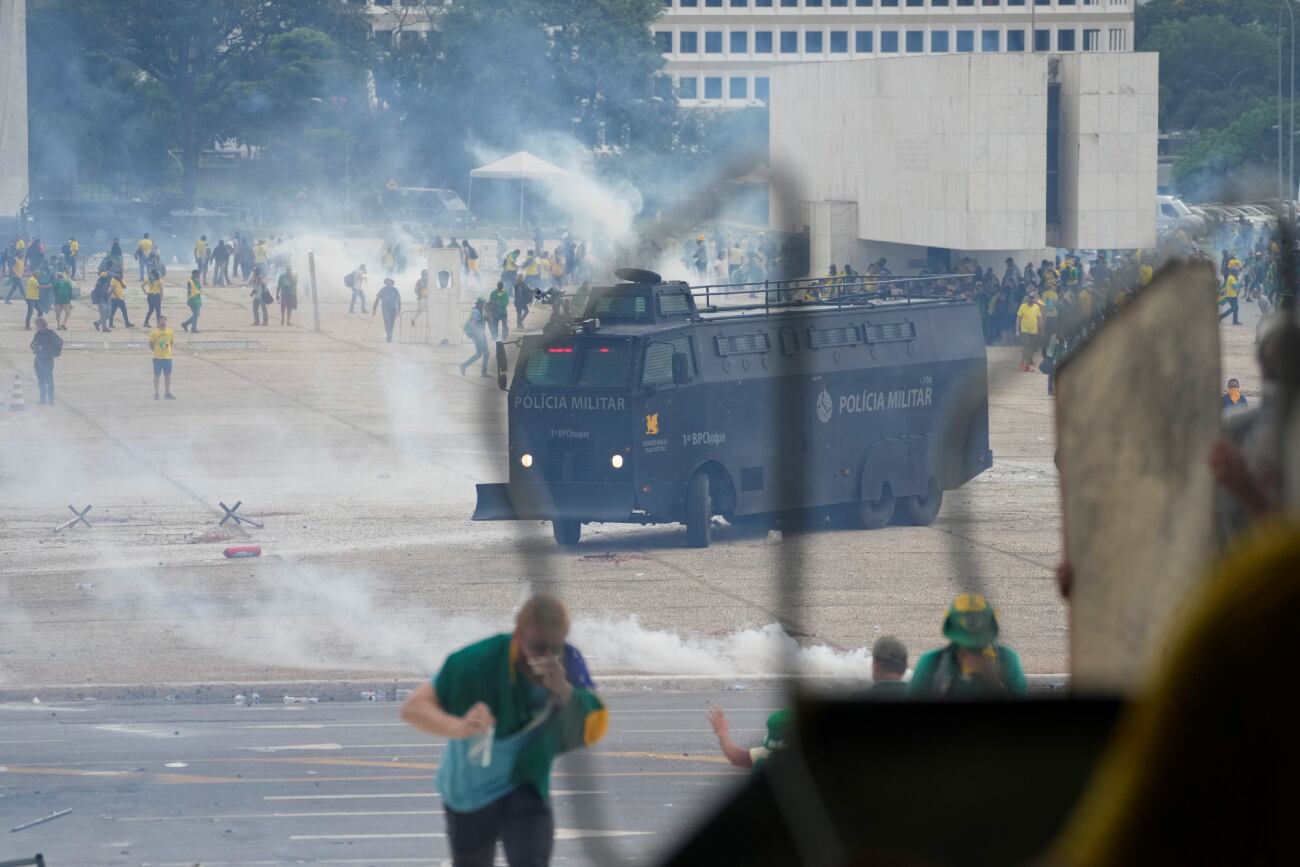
top-left (863, 320), bottom-right (917, 344)
top-left (779, 327), bottom-right (799, 355)
top-left (524, 349), bottom-right (577, 386)
top-left (544, 440), bottom-right (597, 483)
top-left (714, 332), bottom-right (770, 357)
top-left (642, 336), bottom-right (692, 387)
top-left (807, 325), bottom-right (862, 349)
top-left (658, 292), bottom-right (692, 317)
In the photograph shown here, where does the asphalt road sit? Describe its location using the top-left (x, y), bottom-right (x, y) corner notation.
top-left (0, 690), bottom-right (779, 867)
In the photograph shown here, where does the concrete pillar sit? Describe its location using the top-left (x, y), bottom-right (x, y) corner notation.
top-left (806, 200), bottom-right (859, 277)
top-left (0, 0), bottom-right (29, 218)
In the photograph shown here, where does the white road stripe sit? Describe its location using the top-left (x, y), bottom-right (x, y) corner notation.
top-left (289, 829), bottom-right (650, 842)
top-left (614, 728), bottom-right (763, 733)
top-left (263, 791), bottom-right (603, 801)
top-left (121, 809), bottom-right (443, 821)
top-left (243, 743), bottom-right (343, 752)
top-left (0, 738), bottom-right (65, 744)
top-left (241, 708), bottom-right (778, 729)
top-left (291, 833), bottom-right (446, 841)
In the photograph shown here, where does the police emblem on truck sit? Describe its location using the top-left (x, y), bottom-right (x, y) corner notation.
top-left (645, 413), bottom-right (660, 436)
top-left (816, 388), bottom-right (833, 424)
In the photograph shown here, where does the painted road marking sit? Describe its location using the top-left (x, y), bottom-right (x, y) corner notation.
top-left (120, 809), bottom-right (445, 821)
top-left (95, 724), bottom-right (183, 738)
top-left (244, 743), bottom-right (344, 752)
top-left (0, 738), bottom-right (66, 744)
top-left (289, 829), bottom-right (651, 841)
top-left (263, 791), bottom-right (605, 801)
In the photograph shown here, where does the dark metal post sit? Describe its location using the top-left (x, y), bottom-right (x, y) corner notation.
top-left (308, 251), bottom-right (322, 333)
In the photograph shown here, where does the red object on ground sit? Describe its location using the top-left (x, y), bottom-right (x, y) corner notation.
top-left (223, 545), bottom-right (262, 558)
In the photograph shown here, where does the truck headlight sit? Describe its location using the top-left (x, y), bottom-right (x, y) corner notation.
top-left (610, 454), bottom-right (624, 469)
top-left (520, 453), bottom-right (533, 468)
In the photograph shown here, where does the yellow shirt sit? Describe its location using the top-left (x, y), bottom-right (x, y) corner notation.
top-left (1017, 302), bottom-right (1043, 335)
top-left (1041, 288), bottom-right (1059, 318)
top-left (25, 275), bottom-right (39, 300)
top-left (69, 240), bottom-right (79, 254)
top-left (253, 244), bottom-right (267, 263)
top-left (15, 239), bottom-right (25, 252)
top-left (1223, 276), bottom-right (1238, 299)
top-left (12, 258), bottom-right (24, 279)
top-left (1078, 289), bottom-right (1093, 320)
top-left (111, 278), bottom-right (125, 300)
top-left (1139, 265), bottom-right (1153, 285)
top-left (195, 240), bottom-right (207, 258)
top-left (150, 327), bottom-right (175, 360)
top-left (138, 238), bottom-right (154, 256)
top-left (144, 278), bottom-right (163, 296)
top-left (187, 278), bottom-right (201, 300)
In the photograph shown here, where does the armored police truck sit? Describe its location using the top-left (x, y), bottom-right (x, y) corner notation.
top-left (473, 270), bottom-right (992, 548)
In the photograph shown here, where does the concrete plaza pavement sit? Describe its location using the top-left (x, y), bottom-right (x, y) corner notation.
top-left (0, 264), bottom-right (1265, 692)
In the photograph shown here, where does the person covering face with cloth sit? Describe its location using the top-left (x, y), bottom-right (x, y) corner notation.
top-left (401, 593), bottom-right (608, 867)
top-left (908, 593), bottom-right (1027, 698)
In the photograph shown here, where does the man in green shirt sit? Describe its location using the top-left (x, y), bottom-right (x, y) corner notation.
top-left (401, 594), bottom-right (607, 866)
top-left (908, 593), bottom-right (1028, 699)
top-left (51, 271), bottom-right (74, 330)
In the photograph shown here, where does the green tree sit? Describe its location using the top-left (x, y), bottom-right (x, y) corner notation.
top-left (66, 0), bottom-right (367, 202)
top-left (1139, 15), bottom-right (1278, 131)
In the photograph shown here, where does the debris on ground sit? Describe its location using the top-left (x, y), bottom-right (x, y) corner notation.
top-left (10, 807), bottom-right (72, 832)
top-left (283, 695), bottom-right (319, 704)
top-left (223, 545), bottom-right (262, 558)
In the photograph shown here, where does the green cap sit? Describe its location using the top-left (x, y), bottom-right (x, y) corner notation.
top-left (763, 708), bottom-right (791, 751)
top-left (942, 593), bottom-right (999, 649)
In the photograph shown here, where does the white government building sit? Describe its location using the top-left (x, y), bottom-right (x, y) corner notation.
top-left (769, 51), bottom-right (1159, 271)
top-left (656, 0), bottom-right (1136, 107)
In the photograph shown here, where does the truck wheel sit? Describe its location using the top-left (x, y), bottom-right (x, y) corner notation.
top-left (552, 519), bottom-right (581, 547)
top-left (897, 478), bottom-right (943, 526)
top-left (685, 473), bottom-right (712, 548)
top-left (844, 487), bottom-right (894, 530)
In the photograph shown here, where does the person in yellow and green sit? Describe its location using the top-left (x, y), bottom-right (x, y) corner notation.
top-left (1218, 268), bottom-right (1241, 325)
top-left (23, 271), bottom-right (41, 330)
top-left (401, 593), bottom-right (607, 867)
top-left (110, 272), bottom-right (133, 328)
top-left (1015, 291), bottom-right (1044, 372)
top-left (135, 233), bottom-right (154, 282)
top-left (181, 270), bottom-right (202, 333)
top-left (142, 269), bottom-right (165, 327)
top-left (908, 593), bottom-right (1027, 698)
top-left (194, 235), bottom-right (209, 285)
top-left (1040, 282), bottom-right (1060, 337)
top-left (709, 704), bottom-right (791, 773)
top-left (149, 314), bottom-right (176, 400)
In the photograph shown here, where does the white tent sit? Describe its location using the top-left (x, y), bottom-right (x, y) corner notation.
top-left (468, 151), bottom-right (572, 224)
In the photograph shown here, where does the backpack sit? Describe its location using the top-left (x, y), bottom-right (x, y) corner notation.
top-left (344, 271), bottom-right (356, 289)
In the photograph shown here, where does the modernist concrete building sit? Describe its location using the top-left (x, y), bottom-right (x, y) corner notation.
top-left (0, 0), bottom-right (28, 218)
top-left (769, 52), bottom-right (1158, 269)
top-left (657, 0), bottom-right (1136, 108)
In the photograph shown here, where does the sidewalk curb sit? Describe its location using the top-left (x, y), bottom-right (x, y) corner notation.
top-left (0, 674), bottom-right (1071, 706)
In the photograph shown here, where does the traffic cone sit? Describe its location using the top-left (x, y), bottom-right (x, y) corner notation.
top-left (9, 373), bottom-right (24, 411)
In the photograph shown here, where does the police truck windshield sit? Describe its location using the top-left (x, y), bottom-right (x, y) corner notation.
top-left (590, 292), bottom-right (651, 323)
top-left (522, 340), bottom-right (632, 388)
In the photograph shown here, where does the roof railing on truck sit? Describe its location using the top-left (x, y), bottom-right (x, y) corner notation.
top-left (687, 273), bottom-right (972, 319)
